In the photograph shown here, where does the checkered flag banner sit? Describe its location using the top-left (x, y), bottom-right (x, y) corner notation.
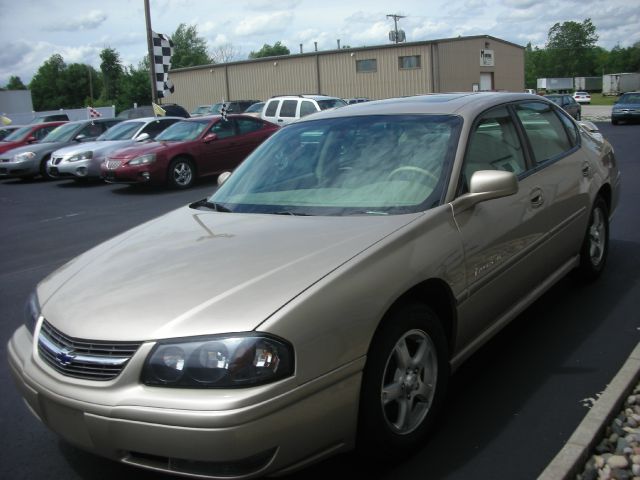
top-left (87, 106), bottom-right (102, 118)
top-left (152, 31), bottom-right (175, 98)
top-left (219, 103), bottom-right (228, 121)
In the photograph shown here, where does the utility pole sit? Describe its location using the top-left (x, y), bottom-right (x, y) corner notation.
top-left (387, 14), bottom-right (406, 44)
top-left (87, 66), bottom-right (93, 104)
top-left (144, 0), bottom-right (158, 103)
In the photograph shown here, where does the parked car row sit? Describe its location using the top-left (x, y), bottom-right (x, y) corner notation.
top-left (0, 114), bottom-right (279, 189)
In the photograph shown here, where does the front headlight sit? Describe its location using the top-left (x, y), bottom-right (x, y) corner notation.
top-left (14, 152), bottom-right (36, 162)
top-left (68, 151), bottom-right (93, 162)
top-left (128, 153), bottom-right (156, 165)
top-left (24, 291), bottom-right (41, 335)
top-left (141, 334), bottom-right (294, 388)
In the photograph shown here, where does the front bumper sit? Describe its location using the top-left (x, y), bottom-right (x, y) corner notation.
top-left (8, 324), bottom-right (362, 479)
top-left (612, 110), bottom-right (640, 122)
top-left (0, 159), bottom-right (39, 178)
top-left (49, 158), bottom-right (101, 179)
top-left (100, 162), bottom-right (161, 185)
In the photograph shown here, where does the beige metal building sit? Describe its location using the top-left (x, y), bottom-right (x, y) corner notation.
top-left (167, 35), bottom-right (524, 111)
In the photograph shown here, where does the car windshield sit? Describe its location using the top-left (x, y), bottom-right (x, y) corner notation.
top-left (619, 93), bottom-right (640, 103)
top-left (191, 105), bottom-right (211, 115)
top-left (155, 120), bottom-right (208, 141)
top-left (98, 122), bottom-right (144, 141)
top-left (245, 103), bottom-right (264, 113)
top-left (3, 125), bottom-right (33, 142)
top-left (41, 122), bottom-right (82, 142)
top-left (317, 99), bottom-right (348, 110)
top-left (210, 114), bottom-right (461, 216)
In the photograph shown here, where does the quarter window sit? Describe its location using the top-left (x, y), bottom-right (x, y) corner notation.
top-left (399, 55), bottom-right (421, 69)
top-left (300, 101), bottom-right (317, 117)
top-left (356, 59), bottom-right (377, 73)
top-left (515, 102), bottom-right (573, 165)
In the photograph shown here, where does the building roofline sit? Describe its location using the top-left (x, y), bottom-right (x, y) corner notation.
top-left (171, 34), bottom-right (524, 74)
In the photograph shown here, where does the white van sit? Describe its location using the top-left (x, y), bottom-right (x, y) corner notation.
top-left (261, 95), bottom-right (347, 125)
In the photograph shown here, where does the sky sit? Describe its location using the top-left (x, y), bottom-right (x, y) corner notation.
top-left (0, 0), bottom-right (638, 86)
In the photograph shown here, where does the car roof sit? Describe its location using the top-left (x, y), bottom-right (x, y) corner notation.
top-left (298, 92), bottom-right (548, 122)
top-left (120, 116), bottom-right (184, 123)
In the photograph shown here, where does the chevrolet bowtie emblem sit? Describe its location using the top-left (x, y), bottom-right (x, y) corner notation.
top-left (56, 349), bottom-right (76, 366)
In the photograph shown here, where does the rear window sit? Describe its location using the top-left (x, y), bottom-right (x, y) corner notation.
top-left (317, 99), bottom-right (347, 110)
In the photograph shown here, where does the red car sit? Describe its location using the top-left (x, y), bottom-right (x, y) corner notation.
top-left (0, 121), bottom-right (66, 155)
top-left (101, 115), bottom-right (279, 188)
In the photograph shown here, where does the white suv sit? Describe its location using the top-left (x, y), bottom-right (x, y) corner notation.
top-left (261, 95), bottom-right (347, 125)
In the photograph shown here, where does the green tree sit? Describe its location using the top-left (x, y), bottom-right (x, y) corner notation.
top-left (99, 47), bottom-right (123, 103)
top-left (29, 54), bottom-right (68, 110)
top-left (171, 23), bottom-right (212, 68)
top-left (545, 19), bottom-right (598, 77)
top-left (117, 62), bottom-right (152, 111)
top-left (6, 76), bottom-right (27, 90)
top-left (249, 41), bottom-right (290, 59)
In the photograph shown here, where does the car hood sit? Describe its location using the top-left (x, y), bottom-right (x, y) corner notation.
top-left (0, 140), bottom-right (29, 154)
top-left (108, 140), bottom-right (178, 160)
top-left (8, 141), bottom-right (70, 157)
top-left (54, 140), bottom-right (136, 158)
top-left (39, 207), bottom-right (420, 341)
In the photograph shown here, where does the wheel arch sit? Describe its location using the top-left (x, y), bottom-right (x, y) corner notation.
top-left (378, 278), bottom-right (457, 358)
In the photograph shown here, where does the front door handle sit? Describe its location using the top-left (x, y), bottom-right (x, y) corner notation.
top-left (530, 188), bottom-right (544, 208)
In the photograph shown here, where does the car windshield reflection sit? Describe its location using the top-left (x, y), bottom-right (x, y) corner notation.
top-left (211, 115), bottom-right (461, 216)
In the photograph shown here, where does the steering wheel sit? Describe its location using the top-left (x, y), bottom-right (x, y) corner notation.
top-left (387, 166), bottom-right (438, 183)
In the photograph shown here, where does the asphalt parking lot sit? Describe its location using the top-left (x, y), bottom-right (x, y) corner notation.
top-left (1, 121), bottom-right (639, 479)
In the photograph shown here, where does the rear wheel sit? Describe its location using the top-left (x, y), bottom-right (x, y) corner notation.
top-left (576, 196), bottom-right (609, 281)
top-left (357, 302), bottom-right (449, 461)
top-left (167, 157), bottom-right (195, 189)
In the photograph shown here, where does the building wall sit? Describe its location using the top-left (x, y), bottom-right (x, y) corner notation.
top-left (168, 35), bottom-right (524, 111)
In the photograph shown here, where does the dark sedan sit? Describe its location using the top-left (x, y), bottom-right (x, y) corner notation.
top-left (544, 94), bottom-right (581, 120)
top-left (101, 115), bottom-right (279, 188)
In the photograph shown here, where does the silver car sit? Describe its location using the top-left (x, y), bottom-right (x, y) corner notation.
top-left (0, 118), bottom-right (121, 180)
top-left (8, 93), bottom-right (620, 478)
top-left (48, 117), bottom-right (182, 180)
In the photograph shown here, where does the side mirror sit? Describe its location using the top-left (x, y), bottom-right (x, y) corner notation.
top-left (75, 133), bottom-right (87, 142)
top-left (217, 171), bottom-right (231, 186)
top-left (26, 135), bottom-right (37, 143)
top-left (135, 132), bottom-right (150, 142)
top-left (452, 170), bottom-right (518, 214)
top-left (578, 120), bottom-right (599, 133)
top-left (203, 133), bottom-right (218, 143)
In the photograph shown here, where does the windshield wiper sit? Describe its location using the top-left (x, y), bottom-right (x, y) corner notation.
top-left (189, 198), bottom-right (232, 212)
top-left (268, 210), bottom-right (312, 216)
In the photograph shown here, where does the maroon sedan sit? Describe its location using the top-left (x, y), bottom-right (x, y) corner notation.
top-left (0, 121), bottom-right (66, 155)
top-left (101, 115), bottom-right (279, 188)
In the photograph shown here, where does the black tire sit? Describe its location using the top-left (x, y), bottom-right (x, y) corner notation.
top-left (576, 196), bottom-right (609, 281)
top-left (39, 156), bottom-right (53, 180)
top-left (576, 111), bottom-right (581, 121)
top-left (167, 157), bottom-right (195, 189)
top-left (357, 302), bottom-right (449, 461)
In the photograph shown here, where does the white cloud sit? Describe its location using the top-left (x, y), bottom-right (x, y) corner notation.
top-left (47, 10), bottom-right (107, 32)
top-left (234, 11), bottom-right (294, 36)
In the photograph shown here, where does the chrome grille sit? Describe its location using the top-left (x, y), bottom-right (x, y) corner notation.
top-left (38, 319), bottom-right (141, 381)
top-left (106, 160), bottom-right (122, 170)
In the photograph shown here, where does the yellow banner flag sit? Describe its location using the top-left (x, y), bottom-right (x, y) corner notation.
top-left (1, 115), bottom-right (12, 125)
top-left (152, 103), bottom-right (166, 117)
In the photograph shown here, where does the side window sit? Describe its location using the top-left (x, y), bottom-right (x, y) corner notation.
top-left (515, 102), bottom-right (573, 165)
top-left (556, 109), bottom-right (579, 146)
top-left (142, 119), bottom-right (178, 138)
top-left (264, 100), bottom-right (279, 117)
top-left (279, 100), bottom-right (298, 118)
top-left (462, 106), bottom-right (526, 191)
top-left (80, 123), bottom-right (104, 138)
top-left (236, 118), bottom-right (263, 135)
top-left (210, 119), bottom-right (236, 139)
top-left (300, 101), bottom-right (317, 117)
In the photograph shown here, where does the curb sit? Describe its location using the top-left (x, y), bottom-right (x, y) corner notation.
top-left (538, 342), bottom-right (640, 480)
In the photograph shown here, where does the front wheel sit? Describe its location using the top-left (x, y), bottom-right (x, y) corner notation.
top-left (357, 303), bottom-right (449, 461)
top-left (576, 196), bottom-right (609, 281)
top-left (39, 156), bottom-right (53, 180)
top-left (167, 157), bottom-right (195, 189)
